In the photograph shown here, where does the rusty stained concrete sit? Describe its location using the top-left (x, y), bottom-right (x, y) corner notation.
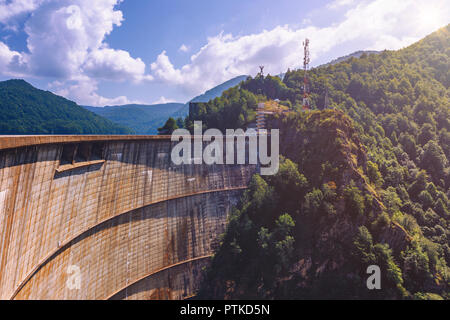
top-left (0, 136), bottom-right (256, 299)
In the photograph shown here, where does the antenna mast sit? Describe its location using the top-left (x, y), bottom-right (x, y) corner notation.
top-left (302, 38), bottom-right (310, 110)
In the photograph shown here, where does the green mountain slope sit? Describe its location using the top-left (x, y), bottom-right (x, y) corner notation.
top-left (0, 79), bottom-right (132, 135)
top-left (85, 75), bottom-right (249, 134)
top-left (84, 103), bottom-right (185, 134)
top-left (169, 75), bottom-right (249, 121)
top-left (197, 25), bottom-right (450, 299)
top-left (190, 75), bottom-right (248, 103)
top-left (319, 50), bottom-right (380, 67)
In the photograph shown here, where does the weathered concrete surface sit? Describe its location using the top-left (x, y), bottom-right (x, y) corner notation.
top-left (0, 136), bottom-right (255, 299)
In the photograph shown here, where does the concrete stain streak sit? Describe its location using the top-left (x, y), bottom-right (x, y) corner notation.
top-left (0, 136), bottom-right (256, 300)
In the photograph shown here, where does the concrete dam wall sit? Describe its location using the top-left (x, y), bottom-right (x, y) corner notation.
top-left (0, 136), bottom-right (256, 300)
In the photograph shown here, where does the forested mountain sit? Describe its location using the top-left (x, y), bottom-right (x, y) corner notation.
top-left (190, 75), bottom-right (248, 103)
top-left (0, 79), bottom-right (132, 134)
top-left (197, 25), bottom-right (450, 299)
top-left (319, 50), bottom-right (380, 67)
top-left (84, 103), bottom-right (185, 134)
top-left (170, 75), bottom-right (250, 121)
top-left (84, 75), bottom-right (248, 134)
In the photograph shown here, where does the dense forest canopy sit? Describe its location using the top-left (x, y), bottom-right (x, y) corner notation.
top-left (0, 79), bottom-right (132, 134)
top-left (197, 25), bottom-right (450, 299)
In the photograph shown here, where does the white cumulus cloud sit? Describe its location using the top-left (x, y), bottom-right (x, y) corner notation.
top-left (0, 0), bottom-right (153, 105)
top-left (0, 41), bottom-right (25, 76)
top-left (0, 0), bottom-right (45, 23)
top-left (83, 47), bottom-right (151, 81)
top-left (51, 77), bottom-right (141, 106)
top-left (179, 44), bottom-right (189, 52)
top-left (327, 0), bottom-right (355, 9)
top-left (23, 0), bottom-right (146, 80)
top-left (152, 96), bottom-right (177, 104)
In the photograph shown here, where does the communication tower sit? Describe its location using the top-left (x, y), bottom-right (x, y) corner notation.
top-left (302, 39), bottom-right (310, 110)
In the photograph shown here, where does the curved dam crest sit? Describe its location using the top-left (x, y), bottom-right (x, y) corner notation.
top-left (0, 135), bottom-right (256, 299)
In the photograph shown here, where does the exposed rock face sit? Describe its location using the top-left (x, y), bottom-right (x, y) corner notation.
top-left (0, 136), bottom-right (256, 300)
top-left (268, 110), bottom-right (411, 282)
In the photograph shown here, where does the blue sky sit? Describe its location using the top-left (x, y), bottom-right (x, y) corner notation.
top-left (0, 0), bottom-right (448, 106)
